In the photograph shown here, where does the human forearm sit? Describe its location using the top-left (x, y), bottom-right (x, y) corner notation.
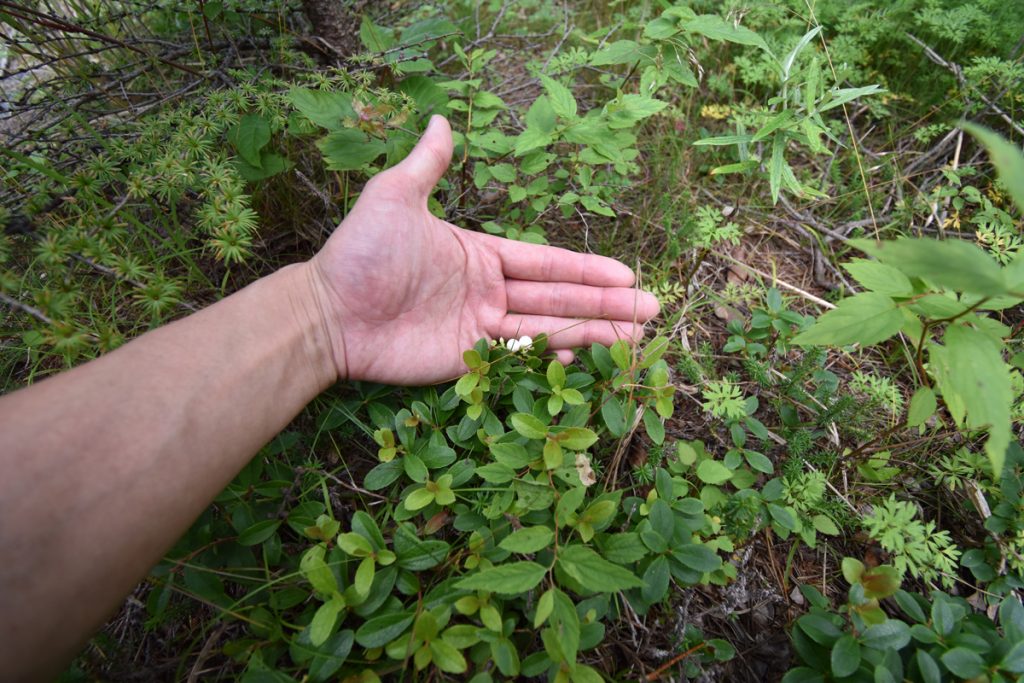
top-left (0, 262), bottom-right (337, 680)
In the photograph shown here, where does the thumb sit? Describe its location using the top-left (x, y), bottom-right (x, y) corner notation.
top-left (392, 115), bottom-right (453, 199)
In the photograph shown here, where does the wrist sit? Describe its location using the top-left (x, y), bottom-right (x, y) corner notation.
top-left (281, 261), bottom-right (346, 388)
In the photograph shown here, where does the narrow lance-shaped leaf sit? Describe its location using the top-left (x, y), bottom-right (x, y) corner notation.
top-left (818, 84), bottom-right (884, 112)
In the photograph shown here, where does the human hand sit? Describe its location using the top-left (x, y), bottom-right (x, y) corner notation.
top-left (306, 115), bottom-right (660, 385)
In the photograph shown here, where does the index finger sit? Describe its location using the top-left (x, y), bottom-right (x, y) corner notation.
top-left (478, 233), bottom-right (637, 287)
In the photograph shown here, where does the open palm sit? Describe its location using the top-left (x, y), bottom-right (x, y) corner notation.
top-left (309, 116), bottom-right (659, 385)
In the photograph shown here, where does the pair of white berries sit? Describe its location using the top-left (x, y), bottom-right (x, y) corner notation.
top-left (503, 335), bottom-right (533, 353)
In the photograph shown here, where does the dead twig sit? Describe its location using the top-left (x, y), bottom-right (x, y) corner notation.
top-left (906, 33), bottom-right (1024, 138)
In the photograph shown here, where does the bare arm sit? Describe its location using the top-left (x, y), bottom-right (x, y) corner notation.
top-left (0, 116), bottom-right (659, 680)
top-left (0, 263), bottom-right (335, 679)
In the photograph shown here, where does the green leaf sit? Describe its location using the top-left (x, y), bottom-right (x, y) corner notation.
top-left (238, 519), bottom-right (281, 546)
top-left (455, 372), bottom-right (479, 397)
top-left (590, 40), bottom-right (643, 66)
top-left (643, 409), bottom-right (665, 445)
top-left (571, 664), bottom-right (605, 683)
top-left (609, 339), bottom-right (631, 370)
top-left (792, 292), bottom-right (901, 346)
top-left (557, 427), bottom-right (598, 451)
top-left (894, 590), bottom-right (927, 623)
top-left (767, 504), bottom-right (798, 531)
top-left (1001, 594), bottom-right (1024, 641)
top-left (403, 453), bottom-right (428, 484)
top-left (547, 359), bottom-right (566, 387)
top-left (811, 514), bottom-right (840, 535)
top-left (231, 114), bottom-right (271, 168)
top-left (310, 598), bottom-right (343, 646)
top-left (511, 413), bottom-right (548, 439)
top-left (781, 27), bottom-right (821, 82)
top-left (841, 558), bottom-right (865, 584)
top-left (317, 129), bottom-right (385, 171)
top-left (852, 237), bottom-right (1005, 297)
top-left (673, 544), bottom-right (722, 572)
top-left (961, 123), bottom-right (1024, 215)
top-left (799, 613), bottom-right (842, 645)
top-left (753, 110), bottom-right (794, 142)
top-left (644, 16), bottom-right (680, 40)
top-left (288, 87), bottom-right (354, 129)
top-left (488, 162), bottom-right (516, 183)
top-left (600, 533), bottom-right (648, 564)
top-left (684, 15), bottom-right (771, 53)
top-left (931, 597), bottom-right (954, 637)
top-left (354, 556), bottom-right (374, 597)
top-left (831, 634), bottom-right (861, 678)
top-left (555, 486), bottom-right (586, 526)
top-left (580, 194), bottom-right (615, 217)
top-left (769, 132), bottom-right (787, 204)
top-left (941, 648), bottom-right (984, 679)
top-left (405, 487), bottom-right (435, 511)
top-left (1001, 640), bottom-right (1024, 673)
top-left (534, 588), bottom-right (555, 628)
top-left (337, 532), bottom-right (373, 557)
top-left (641, 555), bottom-right (670, 603)
top-left (300, 546), bottom-right (339, 595)
top-left (539, 75), bottom-right (577, 119)
top-left (235, 149), bottom-right (290, 182)
top-left (710, 160), bottom-right (759, 175)
top-left (455, 561), bottom-right (547, 595)
top-left (430, 639), bottom-right (468, 674)
top-left (359, 14), bottom-right (394, 52)
top-left (557, 545), bottom-right (645, 592)
top-left (473, 91), bottom-right (506, 109)
top-left (491, 442), bottom-right (535, 468)
top-left (307, 630), bottom-right (354, 682)
top-left (693, 134), bottom-right (754, 146)
top-left (543, 439), bottom-right (564, 470)
top-left (696, 460), bottom-right (732, 485)
top-left (916, 650), bottom-right (941, 683)
top-left (819, 85), bottom-right (884, 112)
top-left (364, 460), bottom-right (403, 490)
top-left (931, 324), bottom-right (1012, 474)
top-left (514, 126), bottom-right (554, 156)
top-left (842, 259), bottom-right (914, 297)
top-left (525, 95), bottom-right (557, 133)
top-left (744, 450), bottom-right (773, 474)
top-left (609, 94), bottom-right (668, 126)
top-left (861, 620), bottom-right (911, 650)
top-left (601, 393), bottom-right (627, 437)
top-left (475, 461), bottom-right (515, 483)
top-left (355, 611), bottom-right (415, 648)
top-left (500, 526), bottom-right (555, 554)
top-left (781, 667), bottom-right (821, 683)
top-left (906, 387), bottom-right (936, 428)
top-left (394, 525), bottom-right (449, 570)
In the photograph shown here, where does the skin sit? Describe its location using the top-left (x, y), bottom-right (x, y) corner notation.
top-left (0, 115), bottom-right (659, 681)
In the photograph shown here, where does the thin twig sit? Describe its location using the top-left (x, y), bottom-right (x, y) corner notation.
top-left (716, 252), bottom-right (836, 310)
top-left (645, 642), bottom-right (708, 681)
top-left (906, 33), bottom-right (1024, 138)
top-left (0, 291), bottom-right (54, 325)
